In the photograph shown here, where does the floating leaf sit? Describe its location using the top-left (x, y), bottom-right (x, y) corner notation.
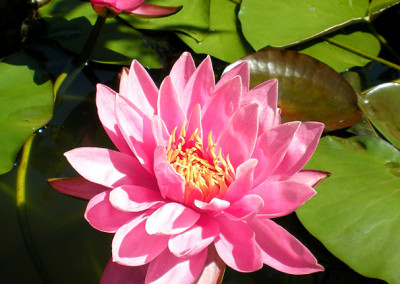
top-left (299, 31), bottom-right (381, 72)
top-left (227, 49), bottom-right (362, 131)
top-left (369, 0), bottom-right (400, 15)
top-left (39, 0), bottom-right (162, 67)
top-left (358, 83), bottom-right (400, 149)
top-left (297, 135), bottom-right (400, 284)
top-left (0, 52), bottom-right (53, 174)
top-left (239, 0), bottom-right (369, 50)
top-left (177, 0), bottom-right (253, 63)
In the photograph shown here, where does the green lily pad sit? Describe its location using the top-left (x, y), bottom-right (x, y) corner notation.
top-left (238, 0), bottom-right (369, 50)
top-left (121, 0), bottom-right (210, 42)
top-left (227, 49), bottom-right (362, 131)
top-left (369, 0), bottom-right (400, 15)
top-left (299, 31), bottom-right (381, 72)
top-left (177, 0), bottom-right (253, 63)
top-left (0, 52), bottom-right (53, 174)
top-left (39, 0), bottom-right (162, 67)
top-left (297, 135), bottom-right (400, 284)
top-left (358, 83), bottom-right (400, 149)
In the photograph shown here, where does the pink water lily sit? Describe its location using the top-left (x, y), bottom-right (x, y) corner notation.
top-left (91, 0), bottom-right (181, 18)
top-left (49, 52), bottom-right (327, 283)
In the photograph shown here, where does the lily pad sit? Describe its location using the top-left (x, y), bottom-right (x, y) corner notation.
top-left (39, 0), bottom-right (162, 67)
top-left (227, 49), bottom-right (362, 131)
top-left (297, 135), bottom-right (400, 284)
top-left (369, 0), bottom-right (400, 15)
top-left (358, 83), bottom-right (400, 149)
top-left (238, 0), bottom-right (369, 50)
top-left (299, 31), bottom-right (381, 72)
top-left (0, 52), bottom-right (53, 174)
top-left (177, 0), bottom-right (253, 63)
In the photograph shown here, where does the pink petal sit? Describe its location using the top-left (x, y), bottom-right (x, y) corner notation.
top-left (287, 169), bottom-right (330, 187)
top-left (93, 0), bottom-right (144, 11)
top-left (195, 245), bottom-right (226, 284)
top-left (248, 218), bottom-right (324, 274)
top-left (100, 259), bottom-right (148, 284)
top-left (242, 79), bottom-right (279, 133)
top-left (170, 52), bottom-right (196, 96)
top-left (131, 3), bottom-right (182, 18)
top-left (194, 198), bottom-right (230, 213)
top-left (223, 159), bottom-right (257, 203)
top-left (85, 190), bottom-right (136, 233)
top-left (181, 56), bottom-right (215, 117)
top-left (96, 84), bottom-right (132, 154)
top-left (217, 61), bottom-right (249, 93)
top-left (146, 202), bottom-right (200, 235)
top-left (145, 249), bottom-right (207, 284)
top-left (112, 215), bottom-right (169, 266)
top-left (186, 104), bottom-right (203, 140)
top-left (153, 146), bottom-right (185, 203)
top-left (157, 76), bottom-right (186, 132)
top-left (119, 59), bottom-right (158, 120)
top-left (252, 122), bottom-right (301, 187)
top-left (272, 122), bottom-right (324, 179)
top-left (223, 195), bottom-right (264, 221)
top-left (201, 76), bottom-right (242, 138)
top-left (48, 177), bottom-right (107, 200)
top-left (214, 216), bottom-right (263, 272)
top-left (151, 115), bottom-right (170, 147)
top-left (168, 215), bottom-right (219, 257)
top-left (115, 94), bottom-right (156, 174)
top-left (64, 147), bottom-right (156, 189)
top-left (109, 185), bottom-right (164, 212)
top-left (216, 103), bottom-right (259, 168)
top-left (251, 180), bottom-right (316, 218)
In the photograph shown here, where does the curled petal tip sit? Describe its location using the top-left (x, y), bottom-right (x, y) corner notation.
top-left (131, 3), bottom-right (182, 18)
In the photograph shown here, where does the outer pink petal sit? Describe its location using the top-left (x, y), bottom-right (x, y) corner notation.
top-left (115, 94), bottom-right (156, 174)
top-left (217, 61), bottom-right (249, 93)
top-left (201, 76), bottom-right (242, 139)
top-left (194, 198), bottom-right (230, 213)
top-left (248, 218), bottom-right (324, 274)
top-left (170, 52), bottom-right (196, 96)
top-left (241, 79), bottom-right (279, 133)
top-left (157, 76), bottom-right (186, 132)
top-left (181, 56), bottom-right (215, 117)
top-left (195, 245), bottom-right (226, 284)
top-left (272, 122), bottom-right (324, 179)
top-left (96, 84), bottom-right (132, 154)
top-left (286, 169), bottom-right (330, 187)
top-left (223, 159), bottom-right (257, 203)
top-left (186, 104), bottom-right (203, 139)
top-left (64, 147), bottom-right (156, 189)
top-left (153, 146), bottom-right (185, 203)
top-left (168, 215), bottom-right (219, 257)
top-left (146, 202), bottom-right (200, 235)
top-left (112, 215), bottom-right (169, 266)
top-left (48, 177), bottom-right (107, 200)
top-left (214, 216), bottom-right (263, 272)
top-left (251, 181), bottom-right (316, 218)
top-left (109, 185), bottom-right (164, 212)
top-left (252, 122), bottom-right (301, 187)
top-left (216, 103), bottom-right (259, 168)
top-left (84, 190), bottom-right (136, 233)
top-left (151, 115), bottom-right (170, 147)
top-left (223, 195), bottom-right (264, 221)
top-left (145, 249), bottom-right (208, 284)
top-left (131, 3), bottom-right (182, 17)
top-left (119, 60), bottom-right (158, 120)
top-left (100, 259), bottom-right (148, 284)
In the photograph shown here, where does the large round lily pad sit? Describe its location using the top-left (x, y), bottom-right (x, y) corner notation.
top-left (297, 135), bottom-right (400, 284)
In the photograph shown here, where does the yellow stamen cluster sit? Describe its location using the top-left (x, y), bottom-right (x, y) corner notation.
top-left (166, 122), bottom-right (235, 201)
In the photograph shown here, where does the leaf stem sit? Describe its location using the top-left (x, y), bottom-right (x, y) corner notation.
top-left (16, 134), bottom-right (51, 283)
top-left (324, 37), bottom-right (400, 71)
top-left (368, 24), bottom-right (400, 63)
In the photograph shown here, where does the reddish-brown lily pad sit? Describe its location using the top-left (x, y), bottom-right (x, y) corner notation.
top-left (225, 49), bottom-right (362, 131)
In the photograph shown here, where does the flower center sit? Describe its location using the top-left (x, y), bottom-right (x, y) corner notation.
top-left (166, 122), bottom-right (235, 203)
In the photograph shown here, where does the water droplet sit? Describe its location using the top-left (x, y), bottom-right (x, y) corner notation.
top-left (309, 7), bottom-right (315, 12)
top-left (363, 99), bottom-right (369, 104)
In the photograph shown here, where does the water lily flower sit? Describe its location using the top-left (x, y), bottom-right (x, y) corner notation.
top-left (91, 0), bottom-right (182, 18)
top-left (49, 52), bottom-right (328, 283)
